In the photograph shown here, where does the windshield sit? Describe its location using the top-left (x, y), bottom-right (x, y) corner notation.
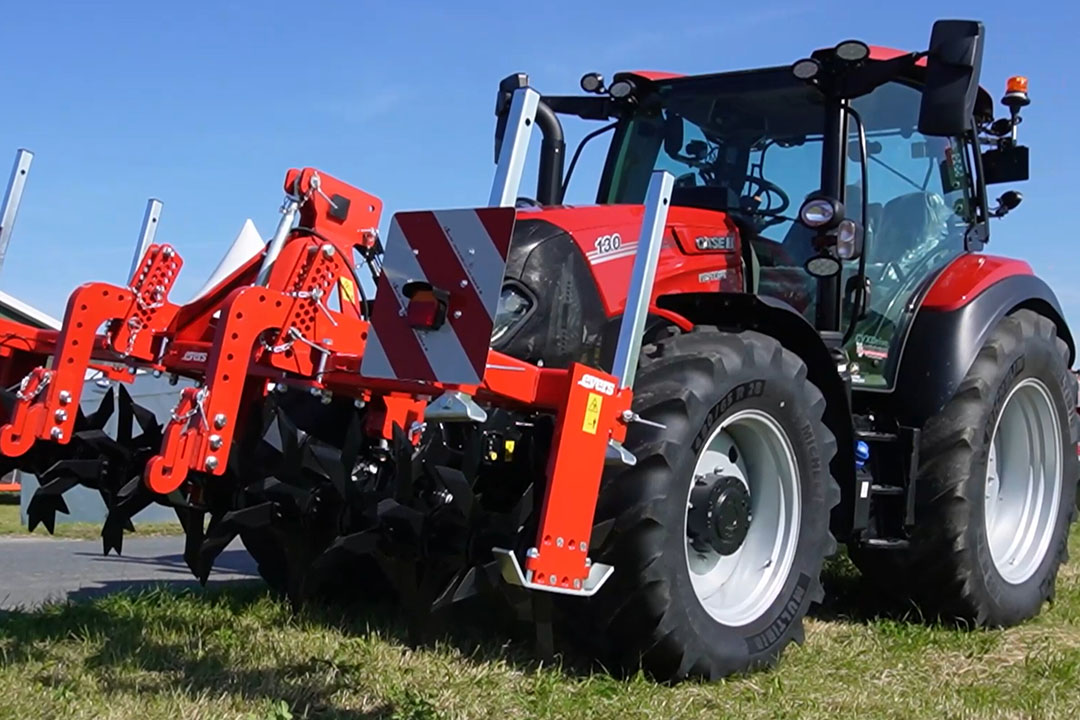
top-left (602, 67), bottom-right (826, 317)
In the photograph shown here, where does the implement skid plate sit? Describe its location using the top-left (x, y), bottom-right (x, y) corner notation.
top-left (361, 207), bottom-right (516, 386)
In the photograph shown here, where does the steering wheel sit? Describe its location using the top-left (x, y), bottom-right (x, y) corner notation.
top-left (741, 175), bottom-right (790, 216)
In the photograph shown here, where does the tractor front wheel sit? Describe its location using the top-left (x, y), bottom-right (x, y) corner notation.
top-left (585, 328), bottom-right (839, 680)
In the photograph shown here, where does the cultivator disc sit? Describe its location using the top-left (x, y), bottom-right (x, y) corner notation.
top-left (18, 384), bottom-right (166, 551)
top-left (196, 393), bottom-right (542, 637)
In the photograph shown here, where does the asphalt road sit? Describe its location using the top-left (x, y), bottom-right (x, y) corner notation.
top-left (0, 536), bottom-right (259, 610)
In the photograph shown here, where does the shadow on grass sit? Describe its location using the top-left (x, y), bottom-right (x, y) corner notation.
top-left (0, 541), bottom-right (976, 716)
top-left (0, 580), bottom-right (404, 719)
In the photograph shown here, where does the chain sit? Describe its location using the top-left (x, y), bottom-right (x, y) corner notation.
top-left (119, 316), bottom-right (144, 358)
top-left (170, 386), bottom-right (209, 428)
top-left (16, 369), bottom-right (50, 402)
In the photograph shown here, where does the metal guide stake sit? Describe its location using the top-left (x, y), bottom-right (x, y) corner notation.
top-left (0, 149), bottom-right (34, 278)
top-left (609, 170), bottom-right (674, 390)
top-left (488, 87), bottom-right (540, 208)
top-left (128, 198), bottom-right (163, 282)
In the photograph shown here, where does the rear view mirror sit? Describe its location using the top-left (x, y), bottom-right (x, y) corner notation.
top-left (918, 20), bottom-right (985, 136)
top-left (982, 144), bottom-right (1029, 184)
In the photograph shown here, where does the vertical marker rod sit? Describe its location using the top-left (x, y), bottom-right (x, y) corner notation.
top-left (0, 149), bottom-right (34, 279)
top-left (489, 88), bottom-right (540, 208)
top-left (128, 198), bottom-right (163, 282)
top-left (609, 170), bottom-right (674, 390)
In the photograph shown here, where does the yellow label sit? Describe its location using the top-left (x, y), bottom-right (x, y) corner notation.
top-left (338, 276), bottom-right (356, 306)
top-left (504, 439), bottom-right (516, 461)
top-left (582, 393), bottom-right (603, 435)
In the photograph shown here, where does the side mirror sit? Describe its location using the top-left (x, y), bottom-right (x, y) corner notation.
top-left (982, 144), bottom-right (1029, 184)
top-left (991, 190), bottom-right (1023, 218)
top-left (494, 73), bottom-right (529, 162)
top-left (918, 20), bottom-right (985, 136)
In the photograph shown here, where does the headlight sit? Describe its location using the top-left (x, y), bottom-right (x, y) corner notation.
top-left (491, 285), bottom-right (532, 344)
top-left (835, 219), bottom-right (862, 260)
top-left (799, 197), bottom-right (839, 228)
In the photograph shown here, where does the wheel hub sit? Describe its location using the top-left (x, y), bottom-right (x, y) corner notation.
top-left (688, 473), bottom-right (751, 556)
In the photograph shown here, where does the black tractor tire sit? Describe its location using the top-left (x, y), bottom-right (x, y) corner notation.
top-left (851, 310), bottom-right (1079, 625)
top-left (584, 327), bottom-right (839, 681)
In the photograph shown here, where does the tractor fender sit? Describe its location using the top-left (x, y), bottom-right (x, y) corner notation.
top-left (892, 262), bottom-right (1073, 428)
top-left (656, 291), bottom-right (856, 502)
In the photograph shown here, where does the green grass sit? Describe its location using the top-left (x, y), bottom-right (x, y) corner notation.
top-left (0, 498), bottom-right (183, 540)
top-left (0, 526), bottom-right (1078, 719)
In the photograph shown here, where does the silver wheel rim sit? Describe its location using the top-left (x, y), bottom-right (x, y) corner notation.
top-left (684, 409), bottom-right (801, 626)
top-left (984, 377), bottom-right (1062, 585)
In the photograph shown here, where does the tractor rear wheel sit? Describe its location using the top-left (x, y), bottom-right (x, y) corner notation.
top-left (853, 310), bottom-right (1079, 625)
top-left (585, 327), bottom-right (839, 680)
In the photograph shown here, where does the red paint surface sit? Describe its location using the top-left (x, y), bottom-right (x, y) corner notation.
top-left (922, 254), bottom-right (1033, 312)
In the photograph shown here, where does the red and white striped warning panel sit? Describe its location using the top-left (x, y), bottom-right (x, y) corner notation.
top-left (361, 207), bottom-right (516, 385)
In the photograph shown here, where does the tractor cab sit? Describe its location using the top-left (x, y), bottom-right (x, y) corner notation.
top-left (497, 20), bottom-right (1032, 390)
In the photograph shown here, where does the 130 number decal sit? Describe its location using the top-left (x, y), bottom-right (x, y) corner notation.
top-left (594, 233), bottom-right (622, 254)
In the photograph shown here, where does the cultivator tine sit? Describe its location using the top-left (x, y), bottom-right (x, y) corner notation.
top-left (26, 459), bottom-right (102, 533)
top-left (101, 500), bottom-right (141, 556)
top-left (196, 502), bottom-right (276, 583)
top-left (176, 506), bottom-right (207, 578)
top-left (82, 387), bottom-right (115, 430)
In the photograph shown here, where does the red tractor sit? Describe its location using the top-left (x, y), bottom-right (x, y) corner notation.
top-left (2, 19), bottom-right (1074, 682)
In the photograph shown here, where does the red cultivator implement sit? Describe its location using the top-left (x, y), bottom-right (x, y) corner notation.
top-left (3, 19), bottom-right (1078, 682)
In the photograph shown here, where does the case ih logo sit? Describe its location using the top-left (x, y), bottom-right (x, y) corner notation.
top-left (578, 373), bottom-right (616, 396)
top-left (181, 350), bottom-right (208, 363)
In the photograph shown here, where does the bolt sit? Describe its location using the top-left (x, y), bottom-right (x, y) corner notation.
top-left (468, 248), bottom-right (476, 255)
top-left (459, 279), bottom-right (468, 288)
top-left (573, 579), bottom-right (582, 590)
top-left (205, 456), bottom-right (219, 471)
top-left (50, 427), bottom-right (63, 441)
top-left (399, 308), bottom-right (407, 317)
top-left (213, 413), bottom-right (227, 429)
top-left (168, 374), bottom-right (179, 386)
top-left (580, 541), bottom-right (587, 552)
top-left (621, 409), bottom-right (635, 423)
top-left (412, 248), bottom-right (420, 256)
top-left (354, 399), bottom-right (366, 410)
top-left (321, 244), bottom-right (335, 258)
top-left (556, 537), bottom-right (564, 548)
top-left (585, 558), bottom-right (592, 568)
top-left (526, 547), bottom-right (540, 559)
top-left (54, 409), bottom-right (67, 423)
top-left (58, 390), bottom-right (71, 405)
top-left (209, 434), bottom-right (223, 450)
top-left (322, 338), bottom-right (333, 346)
top-left (310, 387), bottom-right (321, 397)
top-left (320, 393), bottom-right (332, 405)
top-left (163, 247), bottom-right (174, 258)
top-left (152, 369), bottom-right (162, 378)
top-left (453, 310), bottom-right (462, 319)
top-left (549, 574), bottom-right (557, 584)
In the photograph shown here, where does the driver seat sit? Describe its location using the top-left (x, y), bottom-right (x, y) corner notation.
top-left (873, 191), bottom-right (949, 264)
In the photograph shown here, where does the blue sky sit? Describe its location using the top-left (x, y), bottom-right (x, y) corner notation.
top-left (2, 1), bottom-right (1078, 329)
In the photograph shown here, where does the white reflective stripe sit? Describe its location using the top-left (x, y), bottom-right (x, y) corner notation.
top-left (588, 246), bottom-right (639, 265)
top-left (361, 326), bottom-right (395, 379)
top-left (380, 217), bottom-right (413, 308)
top-left (430, 209), bottom-right (504, 313)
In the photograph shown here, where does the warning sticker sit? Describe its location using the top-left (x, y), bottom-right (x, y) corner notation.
top-left (338, 276), bottom-right (357, 307)
top-left (582, 392), bottom-right (603, 435)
